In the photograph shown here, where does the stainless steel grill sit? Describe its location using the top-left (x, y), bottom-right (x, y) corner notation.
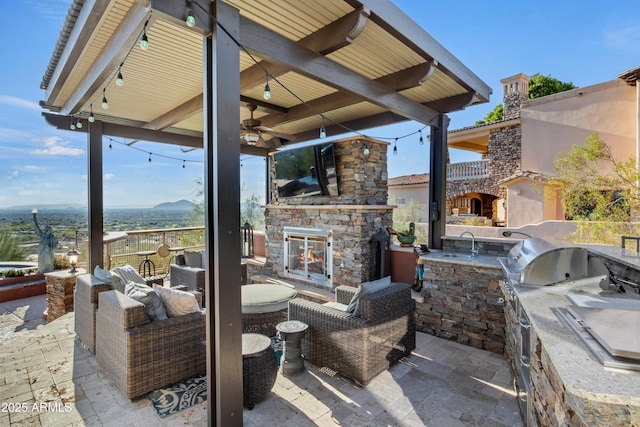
top-left (498, 237), bottom-right (589, 286)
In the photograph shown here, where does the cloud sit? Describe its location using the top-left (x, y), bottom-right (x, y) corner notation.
top-left (0, 95), bottom-right (41, 111)
top-left (105, 173), bottom-right (114, 180)
top-left (603, 23), bottom-right (640, 53)
top-left (0, 127), bottom-right (34, 143)
top-left (30, 136), bottom-right (84, 157)
top-left (21, 165), bottom-right (47, 173)
top-left (5, 170), bottom-right (19, 180)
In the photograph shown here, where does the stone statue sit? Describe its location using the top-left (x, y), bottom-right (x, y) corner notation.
top-left (33, 211), bottom-right (58, 273)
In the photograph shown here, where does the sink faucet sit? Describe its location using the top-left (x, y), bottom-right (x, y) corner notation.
top-left (460, 231), bottom-right (478, 256)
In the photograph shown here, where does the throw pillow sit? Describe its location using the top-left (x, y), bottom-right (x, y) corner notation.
top-left (124, 282), bottom-right (168, 321)
top-left (346, 276), bottom-right (391, 314)
top-left (111, 264), bottom-right (146, 294)
top-left (94, 265), bottom-right (112, 284)
top-left (153, 284), bottom-right (201, 317)
top-left (184, 251), bottom-right (202, 268)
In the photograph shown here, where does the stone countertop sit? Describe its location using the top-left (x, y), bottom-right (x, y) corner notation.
top-left (420, 251), bottom-right (502, 269)
top-left (514, 279), bottom-right (640, 406)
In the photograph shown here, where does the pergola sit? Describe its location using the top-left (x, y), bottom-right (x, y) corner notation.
top-left (40, 0), bottom-right (490, 424)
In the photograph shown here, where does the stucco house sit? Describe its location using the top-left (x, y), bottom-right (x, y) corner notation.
top-left (391, 66), bottom-right (640, 230)
top-left (388, 173), bottom-right (429, 221)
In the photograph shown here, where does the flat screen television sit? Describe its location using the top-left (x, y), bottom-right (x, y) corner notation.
top-left (274, 142), bottom-right (339, 198)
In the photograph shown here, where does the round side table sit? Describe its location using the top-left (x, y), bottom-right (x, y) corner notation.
top-left (242, 333), bottom-right (277, 409)
top-left (276, 320), bottom-right (308, 376)
top-left (136, 250), bottom-right (156, 277)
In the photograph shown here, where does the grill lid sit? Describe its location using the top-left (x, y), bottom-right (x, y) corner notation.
top-left (498, 237), bottom-right (589, 285)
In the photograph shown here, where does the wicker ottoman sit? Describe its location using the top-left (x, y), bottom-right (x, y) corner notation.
top-left (242, 333), bottom-right (277, 409)
top-left (241, 284), bottom-right (297, 337)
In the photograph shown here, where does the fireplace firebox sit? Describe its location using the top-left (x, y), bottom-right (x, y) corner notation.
top-left (283, 227), bottom-right (332, 287)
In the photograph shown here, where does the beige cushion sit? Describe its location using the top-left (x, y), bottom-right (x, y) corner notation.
top-left (153, 284), bottom-right (201, 317)
top-left (241, 284), bottom-right (297, 314)
top-left (346, 276), bottom-right (391, 314)
top-left (323, 301), bottom-right (348, 311)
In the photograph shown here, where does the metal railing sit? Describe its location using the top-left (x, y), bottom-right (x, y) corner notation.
top-left (447, 160), bottom-right (490, 181)
top-left (78, 226), bottom-right (206, 273)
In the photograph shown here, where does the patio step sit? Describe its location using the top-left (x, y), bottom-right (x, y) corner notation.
top-left (0, 278), bottom-right (47, 303)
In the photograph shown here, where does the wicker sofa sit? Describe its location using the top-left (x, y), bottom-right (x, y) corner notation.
top-left (288, 281), bottom-right (416, 386)
top-left (74, 272), bottom-right (206, 399)
top-left (96, 289), bottom-right (206, 398)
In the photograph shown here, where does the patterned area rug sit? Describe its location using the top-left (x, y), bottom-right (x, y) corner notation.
top-left (148, 337), bottom-right (282, 418)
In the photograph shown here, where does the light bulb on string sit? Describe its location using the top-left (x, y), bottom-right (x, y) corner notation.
top-left (76, 118), bottom-right (82, 129)
top-left (88, 104), bottom-right (95, 122)
top-left (101, 89), bottom-right (109, 110)
top-left (419, 130), bottom-right (424, 145)
top-left (185, 1), bottom-right (195, 28)
top-left (108, 140), bottom-right (112, 150)
top-left (148, 153), bottom-right (152, 163)
top-left (70, 119), bottom-right (76, 130)
top-left (116, 65), bottom-right (124, 86)
top-left (263, 74), bottom-right (271, 100)
top-left (140, 22), bottom-right (149, 50)
top-left (182, 160), bottom-right (186, 169)
top-left (319, 116), bottom-right (327, 139)
top-left (393, 138), bottom-right (398, 155)
top-left (363, 142), bottom-right (370, 156)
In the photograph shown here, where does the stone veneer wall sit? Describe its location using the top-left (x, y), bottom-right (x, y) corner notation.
top-left (263, 137), bottom-right (393, 288)
top-left (417, 260), bottom-right (506, 353)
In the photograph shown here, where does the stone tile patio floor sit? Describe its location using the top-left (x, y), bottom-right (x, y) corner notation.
top-left (0, 295), bottom-right (524, 426)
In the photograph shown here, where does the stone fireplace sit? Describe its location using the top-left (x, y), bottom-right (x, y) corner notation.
top-left (283, 227), bottom-right (333, 287)
top-left (264, 137), bottom-right (394, 289)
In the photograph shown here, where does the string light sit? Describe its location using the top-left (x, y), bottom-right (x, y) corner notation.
top-left (185, 0), bottom-right (196, 27)
top-left (116, 64), bottom-right (124, 86)
top-left (363, 142), bottom-right (370, 156)
top-left (319, 115), bottom-right (326, 139)
top-left (70, 119), bottom-right (76, 130)
top-left (76, 118), bottom-right (82, 129)
top-left (88, 104), bottom-right (95, 122)
top-left (419, 130), bottom-right (424, 145)
top-left (140, 21), bottom-right (149, 50)
top-left (263, 74), bottom-right (271, 100)
top-left (108, 140), bottom-right (112, 150)
top-left (101, 88), bottom-right (109, 109)
top-left (105, 137), bottom-right (203, 169)
top-left (393, 138), bottom-right (398, 155)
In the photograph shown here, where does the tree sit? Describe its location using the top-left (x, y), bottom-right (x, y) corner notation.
top-left (475, 73), bottom-right (577, 124)
top-left (475, 104), bottom-right (503, 125)
top-left (551, 132), bottom-right (640, 244)
top-left (0, 232), bottom-right (29, 262)
top-left (528, 73), bottom-right (577, 99)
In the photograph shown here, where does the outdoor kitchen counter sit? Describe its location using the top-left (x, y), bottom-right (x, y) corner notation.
top-left (514, 279), bottom-right (640, 424)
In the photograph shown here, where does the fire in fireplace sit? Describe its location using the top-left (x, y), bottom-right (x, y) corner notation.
top-left (284, 227), bottom-right (333, 287)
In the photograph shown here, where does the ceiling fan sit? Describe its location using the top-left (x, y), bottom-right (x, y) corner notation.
top-left (240, 103), bottom-right (295, 149)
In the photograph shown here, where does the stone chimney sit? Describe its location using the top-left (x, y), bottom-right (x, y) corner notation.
top-left (500, 73), bottom-right (530, 120)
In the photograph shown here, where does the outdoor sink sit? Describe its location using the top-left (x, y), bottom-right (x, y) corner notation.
top-left (441, 253), bottom-right (472, 259)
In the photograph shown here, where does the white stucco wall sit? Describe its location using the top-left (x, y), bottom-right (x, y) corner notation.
top-left (388, 184), bottom-right (429, 221)
top-left (521, 79), bottom-right (636, 174)
top-left (506, 179), bottom-right (544, 228)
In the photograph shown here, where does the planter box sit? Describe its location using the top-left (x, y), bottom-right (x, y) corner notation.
top-left (0, 273), bottom-right (47, 302)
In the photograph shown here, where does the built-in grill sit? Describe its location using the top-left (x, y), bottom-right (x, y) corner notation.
top-left (497, 237), bottom-right (591, 426)
top-left (498, 237), bottom-right (589, 286)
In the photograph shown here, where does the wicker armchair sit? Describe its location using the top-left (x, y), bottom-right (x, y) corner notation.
top-left (288, 282), bottom-right (416, 386)
top-left (169, 254), bottom-right (205, 291)
top-left (95, 290), bottom-right (206, 398)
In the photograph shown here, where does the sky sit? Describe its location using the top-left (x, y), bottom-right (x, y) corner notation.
top-left (0, 0), bottom-right (638, 209)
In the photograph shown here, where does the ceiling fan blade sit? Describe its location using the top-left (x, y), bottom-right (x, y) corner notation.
top-left (255, 126), bottom-right (296, 142)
